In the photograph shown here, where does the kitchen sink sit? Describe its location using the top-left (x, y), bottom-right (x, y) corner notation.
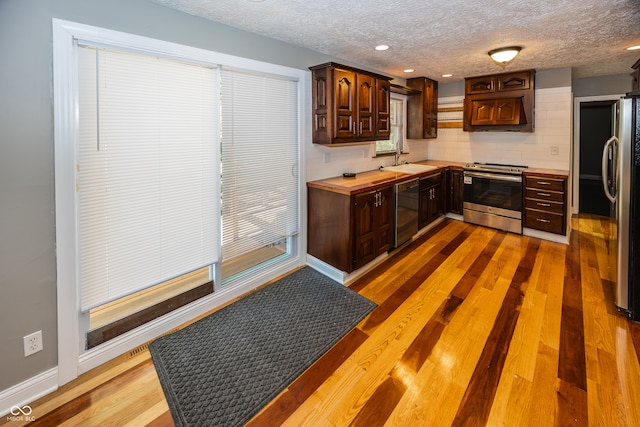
top-left (384, 163), bottom-right (438, 174)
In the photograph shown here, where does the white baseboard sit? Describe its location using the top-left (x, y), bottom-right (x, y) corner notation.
top-left (306, 253), bottom-right (387, 285)
top-left (0, 367), bottom-right (58, 419)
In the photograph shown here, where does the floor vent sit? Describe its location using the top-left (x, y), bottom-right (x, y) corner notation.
top-left (128, 343), bottom-right (149, 358)
top-left (128, 327), bottom-right (180, 359)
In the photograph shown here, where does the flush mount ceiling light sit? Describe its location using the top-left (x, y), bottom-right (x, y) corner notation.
top-left (627, 45), bottom-right (640, 51)
top-left (442, 73), bottom-right (453, 78)
top-left (375, 44), bottom-right (390, 51)
top-left (488, 46), bottom-right (522, 67)
top-left (403, 68), bottom-right (415, 73)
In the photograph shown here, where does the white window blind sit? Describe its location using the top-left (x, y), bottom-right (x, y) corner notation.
top-left (220, 68), bottom-right (299, 262)
top-left (77, 46), bottom-right (220, 311)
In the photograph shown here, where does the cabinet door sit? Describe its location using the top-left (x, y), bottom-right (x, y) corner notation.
top-left (495, 98), bottom-right (522, 124)
top-left (357, 73), bottom-right (375, 138)
top-left (376, 79), bottom-right (391, 139)
top-left (353, 186), bottom-right (393, 269)
top-left (466, 76), bottom-right (495, 94)
top-left (470, 99), bottom-right (496, 125)
top-left (448, 169), bottom-right (464, 215)
top-left (419, 173), bottom-right (443, 228)
top-left (407, 77), bottom-right (438, 139)
top-left (354, 191), bottom-right (377, 268)
top-left (426, 182), bottom-right (443, 223)
top-left (424, 78), bottom-right (438, 139)
top-left (375, 186), bottom-right (394, 254)
top-left (334, 69), bottom-right (357, 139)
top-left (419, 188), bottom-right (430, 229)
top-left (471, 98), bottom-right (524, 125)
top-left (497, 71), bottom-right (531, 92)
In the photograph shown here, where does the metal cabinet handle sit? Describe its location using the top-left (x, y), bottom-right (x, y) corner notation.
top-left (537, 181), bottom-right (551, 186)
top-left (536, 218), bottom-right (551, 223)
top-left (537, 192), bottom-right (551, 197)
top-left (537, 202), bottom-right (551, 207)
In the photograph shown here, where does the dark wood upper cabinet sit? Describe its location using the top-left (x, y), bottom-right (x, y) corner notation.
top-left (406, 77), bottom-right (438, 139)
top-left (464, 69), bottom-right (535, 132)
top-left (310, 63), bottom-right (392, 145)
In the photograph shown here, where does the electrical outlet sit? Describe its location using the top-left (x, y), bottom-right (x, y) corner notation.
top-left (550, 146), bottom-right (559, 155)
top-left (23, 331), bottom-right (43, 357)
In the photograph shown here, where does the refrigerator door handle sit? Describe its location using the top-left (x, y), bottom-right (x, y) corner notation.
top-left (602, 136), bottom-right (618, 203)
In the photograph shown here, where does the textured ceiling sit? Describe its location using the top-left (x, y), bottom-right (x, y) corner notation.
top-left (154, 0), bottom-right (640, 81)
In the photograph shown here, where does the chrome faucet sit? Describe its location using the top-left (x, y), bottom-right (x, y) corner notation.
top-left (394, 151), bottom-right (403, 166)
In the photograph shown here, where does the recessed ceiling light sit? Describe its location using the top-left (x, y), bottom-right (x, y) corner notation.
top-left (442, 73), bottom-right (453, 78)
top-left (627, 45), bottom-right (640, 51)
top-left (403, 69), bottom-right (415, 73)
top-left (375, 45), bottom-right (390, 51)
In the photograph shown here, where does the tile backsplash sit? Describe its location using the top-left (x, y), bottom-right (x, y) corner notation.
top-left (428, 87), bottom-right (572, 170)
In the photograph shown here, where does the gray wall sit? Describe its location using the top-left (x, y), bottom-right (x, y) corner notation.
top-left (573, 73), bottom-right (633, 97)
top-left (0, 0), bottom-right (342, 392)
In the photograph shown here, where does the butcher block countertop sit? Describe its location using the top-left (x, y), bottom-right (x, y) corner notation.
top-left (307, 160), bottom-right (465, 196)
top-left (523, 168), bottom-right (570, 179)
top-left (307, 160), bottom-right (568, 196)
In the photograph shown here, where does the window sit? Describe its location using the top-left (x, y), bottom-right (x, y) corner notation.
top-left (220, 68), bottom-right (299, 283)
top-left (77, 45), bottom-right (220, 311)
top-left (376, 94), bottom-right (406, 156)
top-left (54, 19), bottom-right (306, 373)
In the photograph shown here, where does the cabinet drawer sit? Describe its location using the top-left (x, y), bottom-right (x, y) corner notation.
top-left (525, 198), bottom-right (564, 214)
top-left (525, 176), bottom-right (565, 193)
top-left (497, 71), bottom-right (531, 92)
top-left (465, 76), bottom-right (495, 94)
top-left (525, 209), bottom-right (565, 234)
top-left (420, 173), bottom-right (441, 189)
top-left (524, 188), bottom-right (564, 203)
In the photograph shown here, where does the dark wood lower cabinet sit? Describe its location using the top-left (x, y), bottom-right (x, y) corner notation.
top-left (523, 174), bottom-right (567, 235)
top-left (447, 168), bottom-right (464, 215)
top-left (308, 185), bottom-right (393, 273)
top-left (308, 167), bottom-right (465, 274)
top-left (419, 172), bottom-right (444, 229)
top-left (354, 186), bottom-right (394, 269)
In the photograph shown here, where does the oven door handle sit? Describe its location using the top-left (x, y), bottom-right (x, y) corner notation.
top-left (464, 171), bottom-right (522, 183)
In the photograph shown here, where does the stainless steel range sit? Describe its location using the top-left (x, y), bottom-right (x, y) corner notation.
top-left (463, 162), bottom-right (527, 234)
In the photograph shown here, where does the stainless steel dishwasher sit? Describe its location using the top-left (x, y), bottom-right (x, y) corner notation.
top-left (395, 178), bottom-right (420, 247)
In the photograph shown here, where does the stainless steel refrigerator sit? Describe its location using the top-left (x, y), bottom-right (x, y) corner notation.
top-left (601, 93), bottom-right (640, 321)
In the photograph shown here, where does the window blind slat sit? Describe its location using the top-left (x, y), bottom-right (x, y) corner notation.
top-left (77, 46), bottom-right (219, 311)
top-left (220, 69), bottom-right (299, 262)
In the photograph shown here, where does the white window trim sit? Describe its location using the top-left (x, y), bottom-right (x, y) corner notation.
top-left (375, 93), bottom-right (407, 156)
top-left (53, 19), bottom-right (308, 386)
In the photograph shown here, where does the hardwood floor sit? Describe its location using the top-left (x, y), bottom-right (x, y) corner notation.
top-left (4, 215), bottom-right (640, 426)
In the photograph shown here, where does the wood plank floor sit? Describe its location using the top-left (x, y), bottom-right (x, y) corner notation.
top-left (4, 215), bottom-right (640, 426)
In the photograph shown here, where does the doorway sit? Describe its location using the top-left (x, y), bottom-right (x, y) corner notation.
top-left (578, 100), bottom-right (616, 216)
